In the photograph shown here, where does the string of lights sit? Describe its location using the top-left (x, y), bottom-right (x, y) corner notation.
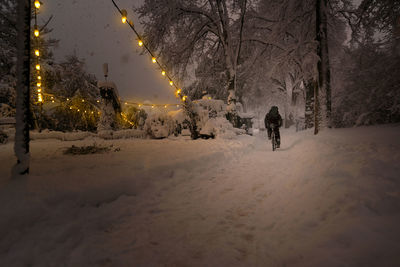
top-left (110, 0), bottom-right (188, 103)
top-left (33, 0), bottom-right (43, 103)
top-left (30, 0), bottom-right (186, 128)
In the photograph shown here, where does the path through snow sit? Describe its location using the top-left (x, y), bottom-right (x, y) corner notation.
top-left (0, 125), bottom-right (399, 266)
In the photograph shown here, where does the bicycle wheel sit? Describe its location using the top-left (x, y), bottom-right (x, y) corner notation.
top-left (271, 131), bottom-right (276, 151)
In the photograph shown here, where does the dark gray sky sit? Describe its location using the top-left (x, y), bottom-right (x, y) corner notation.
top-left (41, 0), bottom-right (179, 105)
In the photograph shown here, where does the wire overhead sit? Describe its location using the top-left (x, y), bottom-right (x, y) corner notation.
top-left (110, 0), bottom-right (187, 102)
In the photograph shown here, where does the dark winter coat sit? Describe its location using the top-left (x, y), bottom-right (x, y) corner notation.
top-left (264, 106), bottom-right (283, 128)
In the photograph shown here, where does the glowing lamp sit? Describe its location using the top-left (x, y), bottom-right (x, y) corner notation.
top-left (37, 75), bottom-right (41, 80)
top-left (37, 82), bottom-right (41, 87)
top-left (138, 40), bottom-right (143, 46)
top-left (121, 9), bottom-right (127, 23)
top-left (152, 57), bottom-right (156, 63)
top-left (34, 26), bottom-right (39, 37)
top-left (37, 89), bottom-right (41, 92)
top-left (164, 105), bottom-right (167, 108)
top-left (182, 96), bottom-right (187, 101)
top-left (52, 100), bottom-right (55, 103)
top-left (35, 64), bottom-right (40, 70)
top-left (35, 50), bottom-right (40, 56)
top-left (161, 70), bottom-right (166, 76)
top-left (169, 80), bottom-right (173, 86)
top-left (82, 99), bottom-right (84, 102)
top-left (34, 0), bottom-right (40, 9)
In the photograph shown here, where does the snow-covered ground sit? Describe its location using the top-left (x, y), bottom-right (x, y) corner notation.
top-left (0, 124), bottom-right (399, 267)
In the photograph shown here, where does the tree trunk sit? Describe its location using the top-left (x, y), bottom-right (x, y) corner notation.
top-left (304, 79), bottom-right (314, 129)
top-left (316, 0), bottom-right (331, 131)
top-left (13, 0), bottom-right (31, 176)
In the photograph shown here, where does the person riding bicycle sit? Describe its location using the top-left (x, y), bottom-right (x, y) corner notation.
top-left (264, 106), bottom-right (283, 148)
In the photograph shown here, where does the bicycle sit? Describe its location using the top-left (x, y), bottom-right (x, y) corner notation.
top-left (270, 123), bottom-right (278, 151)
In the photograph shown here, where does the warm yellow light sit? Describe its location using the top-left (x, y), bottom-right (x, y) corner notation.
top-left (96, 100), bottom-right (100, 103)
top-left (121, 9), bottom-right (127, 23)
top-left (151, 105), bottom-right (154, 108)
top-left (35, 50), bottom-right (40, 56)
top-left (182, 96), bottom-right (187, 101)
top-left (37, 75), bottom-right (41, 80)
top-left (98, 112), bottom-right (100, 115)
top-left (77, 109), bottom-right (80, 112)
top-left (164, 105), bottom-right (167, 108)
top-left (85, 110), bottom-right (87, 113)
top-left (37, 82), bottom-right (41, 87)
top-left (175, 89), bottom-right (181, 97)
top-left (176, 105), bottom-right (179, 108)
top-left (169, 80), bottom-right (173, 86)
top-left (52, 100), bottom-right (55, 103)
top-left (82, 99), bottom-right (85, 102)
top-left (67, 98), bottom-right (69, 101)
top-left (138, 104), bottom-right (142, 107)
top-left (37, 88), bottom-right (41, 92)
top-left (152, 57), bottom-right (156, 63)
top-left (34, 0), bottom-right (40, 9)
top-left (70, 106), bottom-right (72, 109)
top-left (138, 40), bottom-right (143, 46)
top-left (38, 94), bottom-right (43, 102)
top-left (91, 111), bottom-right (94, 114)
top-left (125, 102), bottom-right (128, 105)
top-left (34, 29), bottom-right (39, 37)
top-left (161, 70), bottom-right (166, 76)
top-left (36, 64), bottom-right (40, 70)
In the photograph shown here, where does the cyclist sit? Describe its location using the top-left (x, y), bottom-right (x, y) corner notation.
top-left (264, 106), bottom-right (283, 148)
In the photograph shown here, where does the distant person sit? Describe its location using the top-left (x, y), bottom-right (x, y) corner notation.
top-left (264, 106), bottom-right (283, 148)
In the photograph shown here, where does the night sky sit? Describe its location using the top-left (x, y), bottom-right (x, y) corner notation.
top-left (41, 0), bottom-right (180, 105)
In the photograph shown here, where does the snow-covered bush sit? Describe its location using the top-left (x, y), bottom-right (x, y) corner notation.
top-left (145, 113), bottom-right (176, 139)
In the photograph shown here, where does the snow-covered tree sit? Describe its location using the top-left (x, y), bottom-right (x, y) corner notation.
top-left (136, 0), bottom-right (249, 100)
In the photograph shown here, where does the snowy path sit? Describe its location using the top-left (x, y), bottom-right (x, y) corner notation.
top-left (1, 125), bottom-right (400, 266)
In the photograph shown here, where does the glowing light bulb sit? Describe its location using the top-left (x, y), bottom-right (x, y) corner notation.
top-left (121, 9), bottom-right (127, 23)
top-left (35, 64), bottom-right (40, 70)
top-left (37, 82), bottom-right (41, 87)
top-left (152, 57), bottom-right (156, 63)
top-left (151, 105), bottom-right (154, 108)
top-left (35, 50), bottom-right (40, 56)
top-left (138, 104), bottom-right (142, 107)
top-left (37, 75), bottom-right (41, 80)
top-left (161, 70), bottom-right (166, 76)
top-left (38, 94), bottom-right (43, 102)
top-left (125, 102), bottom-right (128, 105)
top-left (182, 96), bottom-right (187, 101)
top-left (34, 27), bottom-right (39, 37)
top-left (82, 99), bottom-right (84, 102)
top-left (52, 100), bottom-right (55, 103)
top-left (164, 105), bottom-right (167, 108)
top-left (34, 0), bottom-right (40, 9)
top-left (169, 80), bottom-right (173, 86)
top-left (70, 107), bottom-right (72, 109)
top-left (67, 98), bottom-right (69, 101)
top-left (96, 100), bottom-right (100, 103)
top-left (138, 40), bottom-right (143, 46)
top-left (37, 89), bottom-right (41, 92)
